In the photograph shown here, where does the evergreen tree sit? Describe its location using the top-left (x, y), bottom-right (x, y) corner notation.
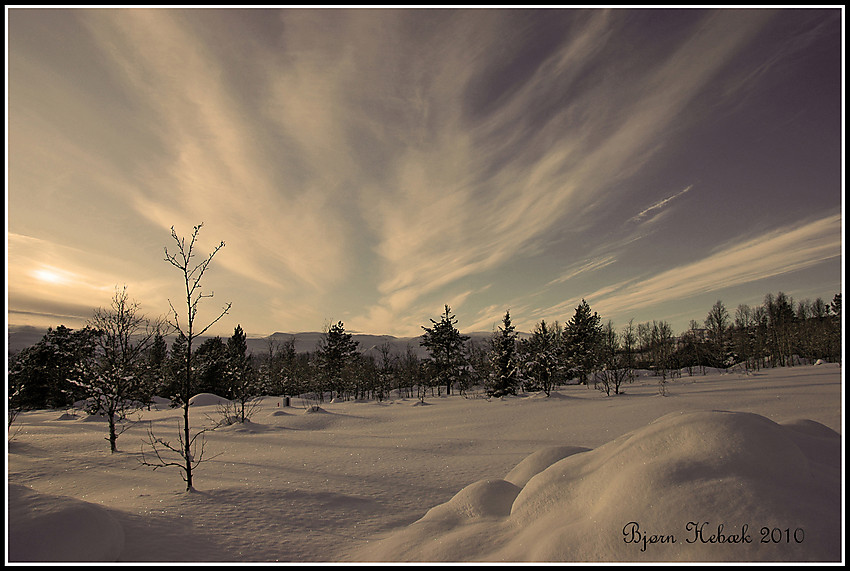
top-left (145, 328), bottom-right (169, 399)
top-left (8, 325), bottom-right (101, 409)
top-left (223, 324), bottom-right (259, 422)
top-left (257, 337), bottom-right (301, 398)
top-left (193, 337), bottom-right (228, 396)
top-left (518, 319), bottom-right (561, 396)
top-left (563, 299), bottom-right (603, 385)
top-left (828, 293), bottom-right (842, 363)
top-left (164, 332), bottom-right (188, 405)
top-left (317, 321), bottom-right (360, 401)
top-left (276, 338), bottom-right (303, 397)
top-left (225, 324), bottom-right (251, 399)
top-left (488, 310), bottom-right (519, 397)
top-left (420, 305), bottom-right (470, 396)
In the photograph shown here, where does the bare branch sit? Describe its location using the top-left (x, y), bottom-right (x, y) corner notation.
top-left (195, 302), bottom-right (233, 338)
top-left (146, 223), bottom-right (230, 490)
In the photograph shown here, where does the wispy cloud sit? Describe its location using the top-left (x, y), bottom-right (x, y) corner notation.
top-left (630, 185), bottom-right (694, 224)
top-left (588, 213), bottom-right (842, 317)
top-left (356, 10), bottom-right (774, 322)
top-left (81, 10), bottom-right (353, 293)
top-left (9, 9), bottom-right (837, 338)
top-left (547, 256), bottom-right (618, 287)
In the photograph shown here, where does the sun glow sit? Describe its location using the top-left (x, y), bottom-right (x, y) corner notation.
top-left (32, 267), bottom-right (72, 285)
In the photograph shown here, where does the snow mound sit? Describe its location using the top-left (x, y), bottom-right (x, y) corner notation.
top-left (188, 393), bottom-right (231, 407)
top-left (352, 410), bottom-right (841, 562)
top-left (304, 405), bottom-right (327, 414)
top-left (420, 479), bottom-right (521, 523)
top-left (504, 445), bottom-right (591, 487)
top-left (55, 412), bottom-right (80, 421)
top-left (8, 484), bottom-right (125, 562)
top-left (216, 420), bottom-right (270, 433)
top-left (80, 412), bottom-right (109, 422)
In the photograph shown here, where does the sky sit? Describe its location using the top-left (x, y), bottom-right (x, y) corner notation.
top-left (5, 7), bottom-right (844, 340)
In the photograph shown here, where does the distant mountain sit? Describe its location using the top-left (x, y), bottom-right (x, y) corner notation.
top-left (255, 332), bottom-right (411, 357)
top-left (253, 331), bottom-right (513, 358)
top-left (255, 331), bottom-right (503, 358)
top-left (7, 325), bottom-right (49, 354)
top-left (8, 325), bottom-right (507, 357)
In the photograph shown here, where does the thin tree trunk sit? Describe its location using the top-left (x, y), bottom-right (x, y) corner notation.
top-left (108, 414), bottom-right (118, 453)
top-left (184, 335), bottom-right (193, 491)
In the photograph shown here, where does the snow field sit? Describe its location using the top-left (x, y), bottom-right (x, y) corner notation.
top-left (351, 409), bottom-right (841, 562)
top-left (6, 364), bottom-right (843, 562)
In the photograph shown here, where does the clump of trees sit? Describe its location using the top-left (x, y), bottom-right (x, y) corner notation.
top-left (595, 320), bottom-right (636, 396)
top-left (9, 325), bottom-right (101, 411)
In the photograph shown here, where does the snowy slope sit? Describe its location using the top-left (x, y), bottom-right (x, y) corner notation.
top-left (6, 364), bottom-right (843, 563)
top-left (350, 410), bottom-right (840, 562)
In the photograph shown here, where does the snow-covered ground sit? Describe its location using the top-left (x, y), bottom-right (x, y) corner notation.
top-left (6, 364), bottom-right (844, 563)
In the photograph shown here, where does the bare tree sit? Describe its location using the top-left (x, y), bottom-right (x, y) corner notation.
top-left (619, 319), bottom-right (637, 384)
top-left (73, 285), bottom-right (164, 452)
top-left (704, 300), bottom-right (730, 368)
top-left (650, 320), bottom-right (676, 393)
top-left (141, 224), bottom-right (231, 491)
top-left (594, 321), bottom-right (631, 396)
top-left (374, 342), bottom-right (396, 402)
top-left (8, 380), bottom-right (25, 440)
top-left (733, 304), bottom-right (758, 372)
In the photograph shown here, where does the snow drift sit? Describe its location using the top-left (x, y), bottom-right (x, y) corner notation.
top-left (351, 410), bottom-right (841, 562)
top-left (8, 484), bottom-right (125, 562)
top-left (7, 365), bottom-right (842, 563)
top-left (188, 393), bottom-right (232, 407)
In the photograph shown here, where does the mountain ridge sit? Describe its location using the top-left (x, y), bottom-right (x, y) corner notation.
top-left (7, 325), bottom-right (508, 357)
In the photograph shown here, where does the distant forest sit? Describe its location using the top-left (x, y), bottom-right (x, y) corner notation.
top-left (8, 288), bottom-right (842, 412)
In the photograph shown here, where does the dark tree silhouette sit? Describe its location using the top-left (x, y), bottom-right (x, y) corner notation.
top-left (563, 299), bottom-right (603, 385)
top-left (488, 310), bottom-right (519, 397)
top-left (141, 224), bottom-right (231, 492)
top-left (420, 305), bottom-right (470, 396)
top-left (316, 321), bottom-right (360, 401)
top-left (73, 285), bottom-right (164, 452)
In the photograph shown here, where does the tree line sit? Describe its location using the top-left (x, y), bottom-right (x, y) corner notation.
top-left (10, 291), bottom-right (841, 413)
top-left (7, 224), bottom-right (842, 481)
